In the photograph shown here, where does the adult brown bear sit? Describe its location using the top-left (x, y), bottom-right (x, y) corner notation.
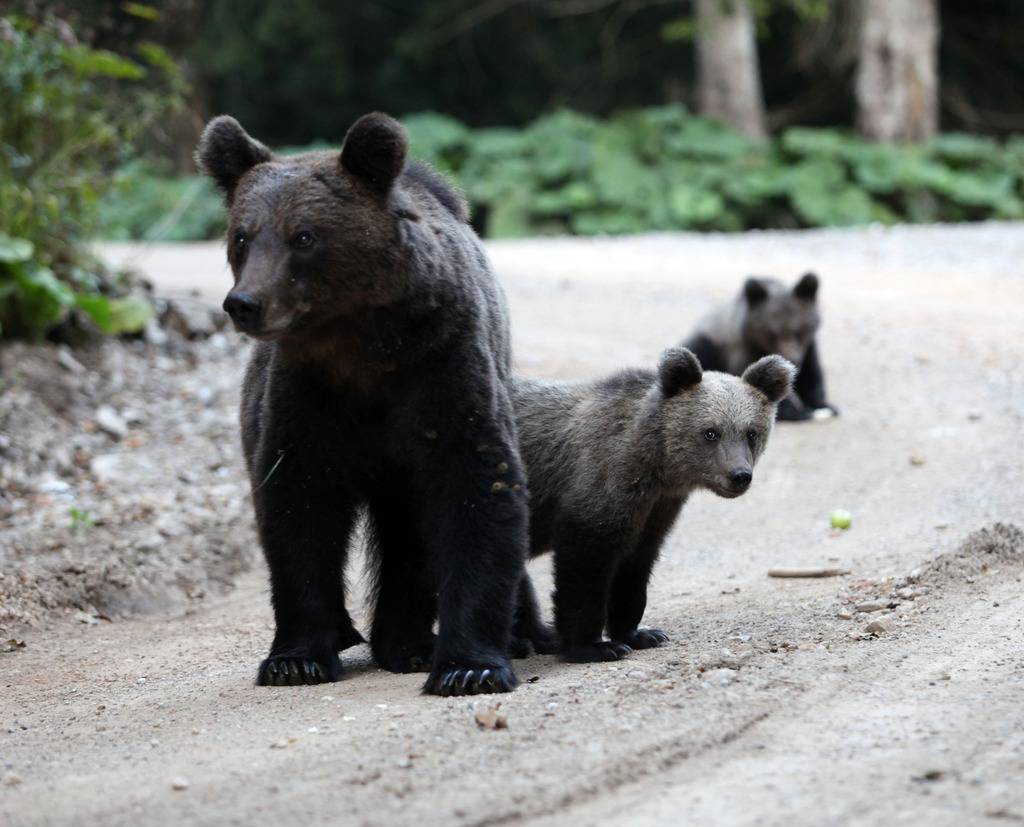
top-left (196, 112), bottom-right (528, 696)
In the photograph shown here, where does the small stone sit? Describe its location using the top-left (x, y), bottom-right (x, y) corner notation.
top-left (162, 298), bottom-right (224, 340)
top-left (56, 345), bottom-right (86, 374)
top-left (270, 740), bottom-right (288, 749)
top-left (702, 668), bottom-right (738, 686)
top-left (837, 611), bottom-right (854, 620)
top-left (171, 777), bottom-right (190, 791)
top-left (37, 479), bottom-right (73, 497)
top-left (135, 532), bottom-right (163, 553)
top-left (143, 317), bottom-right (168, 347)
top-left (95, 405), bottom-right (128, 440)
top-left (475, 706), bottom-right (508, 730)
top-left (3, 771), bottom-right (23, 787)
top-left (396, 756), bottom-right (413, 769)
top-left (896, 587), bottom-right (916, 600)
top-left (854, 601), bottom-right (888, 613)
top-left (909, 455), bottom-right (926, 467)
top-left (865, 619), bottom-right (892, 634)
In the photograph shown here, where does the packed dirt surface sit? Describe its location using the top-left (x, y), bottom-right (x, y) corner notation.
top-left (3, 224), bottom-right (1024, 826)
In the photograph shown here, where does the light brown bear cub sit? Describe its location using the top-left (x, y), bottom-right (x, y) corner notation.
top-left (510, 348), bottom-right (795, 663)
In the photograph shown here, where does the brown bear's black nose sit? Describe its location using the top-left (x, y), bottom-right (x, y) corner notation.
top-left (730, 469), bottom-right (752, 491)
top-left (223, 292), bottom-right (262, 332)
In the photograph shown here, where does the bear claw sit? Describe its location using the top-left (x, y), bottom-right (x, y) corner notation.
top-left (616, 628), bottom-right (670, 649)
top-left (564, 641), bottom-right (633, 663)
top-left (424, 663), bottom-right (517, 696)
top-left (257, 653), bottom-right (341, 686)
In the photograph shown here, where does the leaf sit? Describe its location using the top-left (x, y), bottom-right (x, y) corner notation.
top-left (75, 293), bottom-right (152, 334)
top-left (64, 47), bottom-right (146, 80)
top-left (122, 2), bottom-right (161, 21)
top-left (667, 185), bottom-right (725, 227)
top-left (0, 235), bottom-right (33, 264)
top-left (661, 17), bottom-right (698, 42)
top-left (136, 41), bottom-right (177, 75)
top-left (106, 295), bottom-right (153, 333)
top-left (929, 133), bottom-right (999, 164)
top-left (781, 128), bottom-right (854, 158)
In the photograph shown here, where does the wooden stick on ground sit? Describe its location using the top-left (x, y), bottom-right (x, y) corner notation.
top-left (767, 567), bottom-right (851, 578)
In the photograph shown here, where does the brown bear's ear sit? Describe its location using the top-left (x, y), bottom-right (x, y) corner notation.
top-left (658, 347), bottom-right (703, 397)
top-left (743, 278), bottom-right (769, 306)
top-left (793, 271), bottom-right (819, 301)
top-left (742, 355), bottom-right (796, 404)
top-left (195, 116), bottom-right (272, 202)
top-left (340, 112), bottom-right (408, 194)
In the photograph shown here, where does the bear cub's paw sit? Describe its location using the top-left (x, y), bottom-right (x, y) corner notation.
top-left (509, 626), bottom-right (560, 658)
top-left (776, 397), bottom-right (813, 422)
top-left (614, 628), bottom-right (669, 650)
top-left (423, 660), bottom-right (518, 696)
top-left (257, 651), bottom-right (342, 686)
top-left (336, 615), bottom-right (366, 652)
top-left (564, 641), bottom-right (633, 663)
top-left (372, 635), bottom-right (436, 674)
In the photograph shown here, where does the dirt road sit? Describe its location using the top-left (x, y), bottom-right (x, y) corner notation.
top-left (4, 225), bottom-right (1024, 825)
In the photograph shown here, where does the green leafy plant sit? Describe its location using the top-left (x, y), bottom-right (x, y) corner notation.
top-left (0, 12), bottom-right (183, 340)
top-left (69, 507), bottom-right (96, 531)
top-left (96, 106), bottom-right (1024, 242)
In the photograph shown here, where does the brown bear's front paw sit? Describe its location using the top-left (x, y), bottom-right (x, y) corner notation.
top-left (257, 652), bottom-right (342, 686)
top-left (423, 661), bottom-right (517, 696)
top-left (563, 641), bottom-right (633, 663)
top-left (614, 628), bottom-right (669, 650)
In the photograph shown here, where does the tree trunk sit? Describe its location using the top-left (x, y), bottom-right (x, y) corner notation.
top-left (855, 0), bottom-right (940, 142)
top-left (695, 0), bottom-right (766, 140)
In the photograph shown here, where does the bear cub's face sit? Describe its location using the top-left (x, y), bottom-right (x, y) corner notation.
top-left (196, 113), bottom-right (412, 341)
top-left (741, 273), bottom-right (821, 366)
top-left (656, 348), bottom-right (795, 498)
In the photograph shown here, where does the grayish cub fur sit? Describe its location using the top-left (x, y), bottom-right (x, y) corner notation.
top-left (511, 347), bottom-right (795, 663)
top-left (683, 272), bottom-right (835, 421)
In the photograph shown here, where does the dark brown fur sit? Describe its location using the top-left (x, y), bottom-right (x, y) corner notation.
top-left (197, 113), bottom-right (528, 696)
top-left (511, 349), bottom-right (795, 662)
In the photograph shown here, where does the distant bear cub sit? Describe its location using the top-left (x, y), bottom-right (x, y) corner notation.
top-left (683, 272), bottom-right (836, 421)
top-left (511, 348), bottom-right (795, 663)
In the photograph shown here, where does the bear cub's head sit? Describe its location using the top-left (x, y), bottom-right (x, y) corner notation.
top-left (195, 112), bottom-right (414, 340)
top-left (656, 347), bottom-right (795, 498)
top-left (740, 272), bottom-right (821, 366)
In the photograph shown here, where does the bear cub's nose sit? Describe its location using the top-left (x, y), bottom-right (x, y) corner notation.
top-left (223, 292), bottom-right (263, 332)
top-left (730, 469), bottom-right (753, 491)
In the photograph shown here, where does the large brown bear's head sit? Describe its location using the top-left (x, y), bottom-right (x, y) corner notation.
top-left (196, 113), bottom-right (413, 340)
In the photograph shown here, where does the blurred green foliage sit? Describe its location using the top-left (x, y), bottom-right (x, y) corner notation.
top-left (0, 12), bottom-right (182, 339)
top-left (97, 106), bottom-right (1024, 242)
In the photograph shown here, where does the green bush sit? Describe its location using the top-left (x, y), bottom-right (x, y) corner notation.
top-left (96, 106), bottom-right (1024, 243)
top-left (0, 13), bottom-right (181, 339)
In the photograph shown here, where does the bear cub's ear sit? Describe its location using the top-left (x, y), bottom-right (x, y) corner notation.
top-left (743, 277), bottom-right (769, 306)
top-left (340, 112), bottom-right (408, 194)
top-left (195, 116), bottom-right (273, 201)
top-left (793, 271), bottom-right (819, 300)
top-left (742, 355), bottom-right (796, 404)
top-left (659, 347), bottom-right (703, 397)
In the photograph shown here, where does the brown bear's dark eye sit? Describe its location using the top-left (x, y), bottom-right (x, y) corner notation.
top-left (747, 429), bottom-right (758, 445)
top-left (232, 230), bottom-right (247, 247)
top-left (291, 230), bottom-right (315, 249)
top-left (704, 428), bottom-right (720, 442)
